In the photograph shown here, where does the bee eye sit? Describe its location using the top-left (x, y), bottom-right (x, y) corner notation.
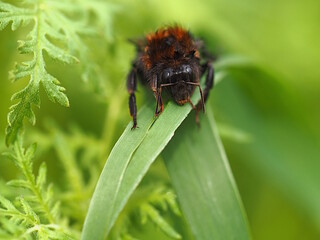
top-left (186, 66), bottom-right (192, 74)
top-left (163, 69), bottom-right (172, 80)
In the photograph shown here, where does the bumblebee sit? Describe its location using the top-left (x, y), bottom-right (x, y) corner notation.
top-left (127, 26), bottom-right (214, 129)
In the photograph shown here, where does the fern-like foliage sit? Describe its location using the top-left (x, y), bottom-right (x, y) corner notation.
top-left (110, 183), bottom-right (182, 240)
top-left (139, 186), bottom-right (181, 239)
top-left (26, 122), bottom-right (107, 225)
top-left (0, 0), bottom-right (117, 146)
top-left (45, 124), bottom-right (104, 223)
top-left (0, 135), bottom-right (78, 239)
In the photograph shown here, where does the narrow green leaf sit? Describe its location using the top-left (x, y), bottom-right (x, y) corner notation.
top-left (81, 104), bottom-right (154, 239)
top-left (162, 108), bottom-right (251, 240)
top-left (82, 97), bottom-right (198, 239)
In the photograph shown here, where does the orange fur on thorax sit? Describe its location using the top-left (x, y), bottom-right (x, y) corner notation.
top-left (141, 27), bottom-right (198, 69)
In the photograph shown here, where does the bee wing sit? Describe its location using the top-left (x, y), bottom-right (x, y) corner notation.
top-left (128, 37), bottom-right (147, 52)
top-left (194, 39), bottom-right (205, 49)
top-left (195, 39), bottom-right (217, 62)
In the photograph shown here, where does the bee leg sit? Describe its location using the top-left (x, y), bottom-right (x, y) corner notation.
top-left (151, 75), bottom-right (163, 117)
top-left (195, 62), bottom-right (214, 124)
top-left (155, 88), bottom-right (163, 117)
top-left (188, 98), bottom-right (196, 110)
top-left (127, 67), bottom-right (138, 129)
top-left (200, 61), bottom-right (215, 104)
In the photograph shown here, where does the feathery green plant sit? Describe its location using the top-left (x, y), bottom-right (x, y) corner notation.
top-left (1, 124), bottom-right (182, 239)
top-left (138, 186), bottom-right (181, 239)
top-left (0, 135), bottom-right (77, 239)
top-left (109, 182), bottom-right (181, 240)
top-left (0, 0), bottom-right (117, 146)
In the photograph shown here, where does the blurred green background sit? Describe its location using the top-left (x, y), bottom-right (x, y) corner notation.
top-left (1, 0), bottom-right (320, 239)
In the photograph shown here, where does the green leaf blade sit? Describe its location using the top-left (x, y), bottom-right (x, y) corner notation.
top-left (162, 108), bottom-right (251, 240)
top-left (82, 98), bottom-right (196, 239)
top-left (81, 105), bottom-right (155, 239)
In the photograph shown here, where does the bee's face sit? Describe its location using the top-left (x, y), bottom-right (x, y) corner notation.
top-left (162, 64), bottom-right (193, 83)
top-left (160, 64), bottom-right (197, 105)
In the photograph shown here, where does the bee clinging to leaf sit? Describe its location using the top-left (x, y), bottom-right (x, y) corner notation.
top-left (127, 26), bottom-right (215, 129)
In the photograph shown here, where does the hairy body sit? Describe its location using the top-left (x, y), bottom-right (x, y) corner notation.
top-left (127, 26), bottom-right (214, 129)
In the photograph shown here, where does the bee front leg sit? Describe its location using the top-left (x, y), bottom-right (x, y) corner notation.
top-left (155, 88), bottom-right (164, 117)
top-left (127, 67), bottom-right (138, 129)
top-left (151, 75), bottom-right (163, 117)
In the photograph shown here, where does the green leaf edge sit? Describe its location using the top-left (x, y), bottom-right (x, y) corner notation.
top-left (81, 95), bottom-right (200, 239)
top-left (163, 107), bottom-right (252, 239)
